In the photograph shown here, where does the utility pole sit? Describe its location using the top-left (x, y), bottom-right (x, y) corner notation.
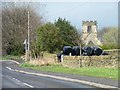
top-left (28, 10), bottom-right (30, 52)
top-left (26, 6), bottom-right (30, 61)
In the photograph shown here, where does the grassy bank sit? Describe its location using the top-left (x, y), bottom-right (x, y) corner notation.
top-left (20, 62), bottom-right (119, 80)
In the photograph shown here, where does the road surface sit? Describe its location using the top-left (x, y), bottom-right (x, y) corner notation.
top-left (1, 61), bottom-right (103, 89)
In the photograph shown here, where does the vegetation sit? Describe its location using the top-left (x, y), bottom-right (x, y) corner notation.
top-left (98, 27), bottom-right (118, 49)
top-left (1, 55), bottom-right (21, 60)
top-left (31, 22), bottom-right (63, 58)
top-left (2, 2), bottom-right (43, 56)
top-left (55, 18), bottom-right (81, 46)
top-left (31, 18), bottom-right (81, 58)
top-left (2, 3), bottom-right (81, 58)
top-left (37, 23), bottom-right (62, 52)
top-left (20, 62), bottom-right (118, 80)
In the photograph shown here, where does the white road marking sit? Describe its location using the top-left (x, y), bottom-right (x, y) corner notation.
top-left (4, 75), bottom-right (34, 88)
top-left (6, 67), bottom-right (14, 71)
top-left (1, 60), bottom-right (20, 65)
top-left (14, 69), bottom-right (118, 89)
top-left (11, 60), bottom-right (20, 65)
top-left (12, 78), bottom-right (20, 82)
top-left (23, 83), bottom-right (34, 88)
top-left (12, 77), bottom-right (34, 88)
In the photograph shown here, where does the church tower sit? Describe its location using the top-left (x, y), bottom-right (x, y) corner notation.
top-left (82, 21), bottom-right (102, 46)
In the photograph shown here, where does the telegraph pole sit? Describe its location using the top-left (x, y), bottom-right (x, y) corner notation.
top-left (28, 10), bottom-right (30, 52)
top-left (26, 5), bottom-right (30, 61)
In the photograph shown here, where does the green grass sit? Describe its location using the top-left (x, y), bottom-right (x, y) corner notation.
top-left (0, 55), bottom-right (21, 60)
top-left (20, 62), bottom-right (119, 80)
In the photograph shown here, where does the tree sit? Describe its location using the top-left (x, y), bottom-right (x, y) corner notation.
top-left (2, 2), bottom-right (43, 55)
top-left (98, 27), bottom-right (118, 49)
top-left (54, 18), bottom-right (81, 47)
top-left (35, 22), bottom-right (63, 55)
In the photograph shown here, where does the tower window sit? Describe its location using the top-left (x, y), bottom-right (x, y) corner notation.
top-left (87, 26), bottom-right (92, 33)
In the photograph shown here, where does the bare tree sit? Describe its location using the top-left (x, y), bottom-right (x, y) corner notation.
top-left (98, 27), bottom-right (118, 49)
top-left (2, 2), bottom-right (44, 55)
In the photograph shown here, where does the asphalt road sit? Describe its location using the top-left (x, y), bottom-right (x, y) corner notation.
top-left (1, 61), bottom-right (103, 89)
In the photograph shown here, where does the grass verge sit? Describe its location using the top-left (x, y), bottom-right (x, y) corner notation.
top-left (0, 55), bottom-right (21, 60)
top-left (20, 62), bottom-right (119, 80)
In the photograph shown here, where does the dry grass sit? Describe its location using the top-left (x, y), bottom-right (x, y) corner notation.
top-left (29, 52), bottom-right (57, 66)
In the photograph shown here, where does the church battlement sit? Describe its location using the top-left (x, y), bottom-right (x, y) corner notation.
top-left (82, 20), bottom-right (97, 26)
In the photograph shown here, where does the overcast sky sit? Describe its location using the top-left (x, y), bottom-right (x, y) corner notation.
top-left (43, 2), bottom-right (118, 30)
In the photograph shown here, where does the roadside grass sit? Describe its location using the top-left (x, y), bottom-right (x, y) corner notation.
top-left (0, 55), bottom-right (21, 60)
top-left (20, 62), bottom-right (119, 80)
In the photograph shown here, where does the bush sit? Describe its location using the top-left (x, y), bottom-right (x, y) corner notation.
top-left (6, 44), bottom-right (24, 56)
top-left (101, 44), bottom-right (118, 50)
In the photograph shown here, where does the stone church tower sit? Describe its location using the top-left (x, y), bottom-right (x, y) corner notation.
top-left (82, 21), bottom-right (102, 46)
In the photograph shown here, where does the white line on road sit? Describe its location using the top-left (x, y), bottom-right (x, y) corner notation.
top-left (14, 69), bottom-right (118, 89)
top-left (1, 60), bottom-right (20, 65)
top-left (23, 83), bottom-right (34, 88)
top-left (12, 77), bottom-right (34, 88)
top-left (12, 78), bottom-right (20, 83)
top-left (3, 74), bottom-right (34, 88)
top-left (6, 67), bottom-right (14, 71)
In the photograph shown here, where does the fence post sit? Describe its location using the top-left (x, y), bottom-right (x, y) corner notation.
top-left (79, 56), bottom-right (82, 68)
top-left (79, 59), bottom-right (80, 68)
top-left (61, 54), bottom-right (64, 63)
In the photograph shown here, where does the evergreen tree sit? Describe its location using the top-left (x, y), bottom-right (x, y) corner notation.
top-left (36, 22), bottom-right (63, 54)
top-left (54, 18), bottom-right (81, 47)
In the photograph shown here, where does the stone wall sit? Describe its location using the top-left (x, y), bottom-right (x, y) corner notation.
top-left (62, 55), bottom-right (119, 68)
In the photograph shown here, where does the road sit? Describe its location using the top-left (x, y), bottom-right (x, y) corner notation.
top-left (1, 61), bottom-right (103, 89)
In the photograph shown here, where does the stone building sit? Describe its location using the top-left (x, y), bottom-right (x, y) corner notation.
top-left (82, 21), bottom-right (102, 46)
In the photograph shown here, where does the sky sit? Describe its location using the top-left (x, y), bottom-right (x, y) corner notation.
top-left (2, 0), bottom-right (118, 30)
top-left (42, 2), bottom-right (118, 30)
